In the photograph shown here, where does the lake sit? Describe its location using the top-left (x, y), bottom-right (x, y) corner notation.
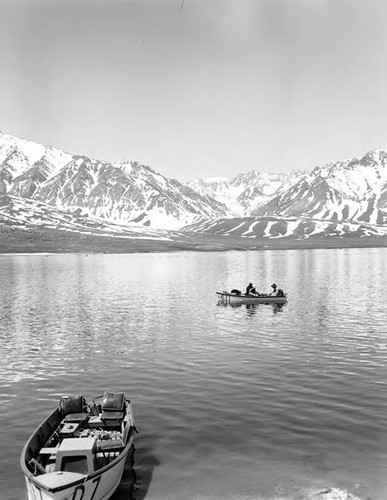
top-left (0, 248), bottom-right (386, 500)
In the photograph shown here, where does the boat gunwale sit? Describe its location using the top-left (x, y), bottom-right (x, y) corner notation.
top-left (20, 407), bottom-right (60, 478)
top-left (216, 291), bottom-right (287, 301)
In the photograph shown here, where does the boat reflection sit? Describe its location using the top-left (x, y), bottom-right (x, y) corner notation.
top-left (245, 303), bottom-right (257, 316)
top-left (111, 446), bottom-right (137, 499)
top-left (112, 443), bottom-right (160, 500)
top-left (217, 300), bottom-right (286, 315)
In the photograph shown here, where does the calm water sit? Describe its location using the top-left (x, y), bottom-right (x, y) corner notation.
top-left (0, 249), bottom-right (386, 500)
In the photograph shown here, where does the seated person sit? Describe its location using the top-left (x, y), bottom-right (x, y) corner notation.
top-left (246, 283), bottom-right (257, 296)
top-left (270, 284), bottom-right (284, 296)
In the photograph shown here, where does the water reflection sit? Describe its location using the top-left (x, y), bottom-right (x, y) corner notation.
top-left (111, 447), bottom-right (137, 500)
top-left (217, 301), bottom-right (286, 316)
top-left (110, 444), bottom-right (161, 500)
top-left (245, 303), bottom-right (257, 316)
top-left (127, 444), bottom-right (161, 500)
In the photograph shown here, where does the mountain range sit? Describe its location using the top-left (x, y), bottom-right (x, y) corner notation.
top-left (0, 131), bottom-right (227, 230)
top-left (0, 130), bottom-right (387, 249)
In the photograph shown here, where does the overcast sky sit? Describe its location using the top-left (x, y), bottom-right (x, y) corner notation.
top-left (1, 0), bottom-right (387, 180)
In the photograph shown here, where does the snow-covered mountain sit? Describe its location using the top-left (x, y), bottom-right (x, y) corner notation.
top-left (186, 170), bottom-right (304, 216)
top-left (1, 131), bottom-right (387, 242)
top-left (251, 150), bottom-right (387, 226)
top-left (0, 131), bottom-right (228, 229)
top-left (0, 135), bottom-right (71, 195)
top-left (185, 150), bottom-right (387, 239)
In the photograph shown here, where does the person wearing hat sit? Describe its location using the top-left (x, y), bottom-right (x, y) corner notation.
top-left (270, 283), bottom-right (285, 297)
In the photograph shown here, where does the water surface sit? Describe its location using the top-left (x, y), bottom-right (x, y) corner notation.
top-left (0, 248), bottom-right (386, 500)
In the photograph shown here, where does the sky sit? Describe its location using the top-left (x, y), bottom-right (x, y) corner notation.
top-left (1, 0), bottom-right (387, 181)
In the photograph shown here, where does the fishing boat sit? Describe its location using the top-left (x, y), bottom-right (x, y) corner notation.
top-left (20, 392), bottom-right (137, 500)
top-left (216, 291), bottom-right (287, 305)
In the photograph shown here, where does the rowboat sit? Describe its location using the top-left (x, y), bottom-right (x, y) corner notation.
top-left (20, 392), bottom-right (137, 500)
top-left (216, 291), bottom-right (287, 305)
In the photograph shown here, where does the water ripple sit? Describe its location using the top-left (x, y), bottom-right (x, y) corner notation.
top-left (0, 250), bottom-right (386, 499)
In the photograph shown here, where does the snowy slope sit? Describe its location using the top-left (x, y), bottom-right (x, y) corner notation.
top-left (0, 131), bottom-right (71, 181)
top-left (187, 170), bottom-right (304, 216)
top-left (0, 132), bottom-right (228, 229)
top-left (183, 215), bottom-right (387, 239)
top-left (0, 194), bottom-right (174, 240)
top-left (252, 151), bottom-right (387, 226)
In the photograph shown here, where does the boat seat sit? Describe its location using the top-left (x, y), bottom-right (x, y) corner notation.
top-left (39, 447), bottom-right (59, 456)
top-left (59, 395), bottom-right (86, 417)
top-left (62, 413), bottom-right (90, 424)
top-left (101, 411), bottom-right (124, 421)
top-left (101, 392), bottom-right (125, 422)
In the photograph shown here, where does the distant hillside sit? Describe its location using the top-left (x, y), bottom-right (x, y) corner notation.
top-left (182, 215), bottom-right (387, 239)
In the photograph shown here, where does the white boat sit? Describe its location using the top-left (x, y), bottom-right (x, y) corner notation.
top-left (216, 291), bottom-right (287, 304)
top-left (20, 392), bottom-right (137, 500)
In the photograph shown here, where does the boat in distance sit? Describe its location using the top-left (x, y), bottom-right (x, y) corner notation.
top-left (217, 291), bottom-right (288, 304)
top-left (21, 391), bottom-right (137, 500)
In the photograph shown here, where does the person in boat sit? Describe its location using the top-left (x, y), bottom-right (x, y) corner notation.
top-left (270, 283), bottom-right (285, 297)
top-left (246, 283), bottom-right (257, 296)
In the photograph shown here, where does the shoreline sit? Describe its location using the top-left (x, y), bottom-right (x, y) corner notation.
top-left (0, 229), bottom-right (386, 255)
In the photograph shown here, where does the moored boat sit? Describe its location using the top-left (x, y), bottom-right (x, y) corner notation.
top-left (20, 391), bottom-right (137, 500)
top-left (216, 291), bottom-right (287, 304)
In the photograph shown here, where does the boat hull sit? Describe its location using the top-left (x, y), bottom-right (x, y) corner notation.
top-left (217, 292), bottom-right (287, 304)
